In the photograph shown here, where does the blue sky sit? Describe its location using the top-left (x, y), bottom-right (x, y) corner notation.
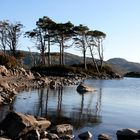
top-left (0, 0), bottom-right (140, 62)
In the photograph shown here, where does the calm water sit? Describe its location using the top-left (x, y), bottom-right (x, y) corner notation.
top-left (1, 78), bottom-right (140, 140)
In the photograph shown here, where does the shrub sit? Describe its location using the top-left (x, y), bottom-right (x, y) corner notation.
top-left (0, 53), bottom-right (17, 68)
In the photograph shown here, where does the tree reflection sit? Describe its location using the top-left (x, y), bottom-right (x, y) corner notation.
top-left (9, 86), bottom-right (103, 129)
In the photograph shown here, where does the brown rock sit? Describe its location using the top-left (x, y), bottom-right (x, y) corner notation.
top-left (37, 120), bottom-right (51, 131)
top-left (50, 124), bottom-right (73, 137)
top-left (0, 111), bottom-right (38, 139)
top-left (98, 133), bottom-right (112, 140)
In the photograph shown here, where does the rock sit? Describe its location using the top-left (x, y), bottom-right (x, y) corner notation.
top-left (0, 136), bottom-right (11, 140)
top-left (47, 133), bottom-right (59, 139)
top-left (37, 120), bottom-right (51, 131)
top-left (116, 128), bottom-right (140, 140)
top-left (78, 131), bottom-right (92, 140)
top-left (0, 95), bottom-right (4, 105)
top-left (0, 65), bottom-right (8, 76)
top-left (77, 82), bottom-right (96, 93)
top-left (40, 131), bottom-right (48, 138)
top-left (98, 133), bottom-right (112, 140)
top-left (50, 124), bottom-right (73, 137)
top-left (60, 134), bottom-right (75, 139)
top-left (49, 80), bottom-right (57, 89)
top-left (0, 111), bottom-right (38, 139)
top-left (22, 129), bottom-right (40, 140)
top-left (0, 81), bottom-right (9, 89)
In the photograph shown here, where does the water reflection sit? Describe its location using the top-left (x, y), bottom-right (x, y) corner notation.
top-left (0, 86), bottom-right (102, 129)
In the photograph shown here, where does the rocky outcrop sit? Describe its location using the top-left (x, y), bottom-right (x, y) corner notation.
top-left (77, 82), bottom-right (96, 93)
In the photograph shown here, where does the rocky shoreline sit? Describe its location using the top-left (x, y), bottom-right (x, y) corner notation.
top-left (0, 65), bottom-right (122, 105)
top-left (1, 111), bottom-right (140, 140)
top-left (1, 65), bottom-right (135, 140)
top-left (0, 65), bottom-right (84, 105)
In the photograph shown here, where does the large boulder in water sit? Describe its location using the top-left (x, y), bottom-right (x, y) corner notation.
top-left (77, 82), bottom-right (96, 93)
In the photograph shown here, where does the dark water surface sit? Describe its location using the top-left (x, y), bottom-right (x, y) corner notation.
top-left (1, 78), bottom-right (140, 139)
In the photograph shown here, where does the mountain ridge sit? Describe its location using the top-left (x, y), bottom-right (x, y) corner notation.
top-left (12, 51), bottom-right (140, 75)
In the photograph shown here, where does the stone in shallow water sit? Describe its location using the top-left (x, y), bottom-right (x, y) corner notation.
top-left (116, 128), bottom-right (140, 140)
top-left (98, 133), bottom-right (112, 140)
top-left (50, 124), bottom-right (73, 137)
top-left (78, 131), bottom-right (92, 140)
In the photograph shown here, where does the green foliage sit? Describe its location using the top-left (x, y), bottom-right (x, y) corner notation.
top-left (31, 63), bottom-right (114, 77)
top-left (0, 53), bottom-right (17, 68)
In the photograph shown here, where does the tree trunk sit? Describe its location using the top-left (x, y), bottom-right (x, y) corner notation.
top-left (47, 37), bottom-right (51, 66)
top-left (89, 46), bottom-right (100, 76)
top-left (83, 49), bottom-right (87, 70)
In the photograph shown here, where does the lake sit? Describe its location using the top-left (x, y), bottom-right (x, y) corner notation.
top-left (0, 77), bottom-right (140, 139)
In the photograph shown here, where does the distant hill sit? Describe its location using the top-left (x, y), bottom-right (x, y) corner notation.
top-left (19, 51), bottom-right (140, 75)
top-left (107, 58), bottom-right (140, 74)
